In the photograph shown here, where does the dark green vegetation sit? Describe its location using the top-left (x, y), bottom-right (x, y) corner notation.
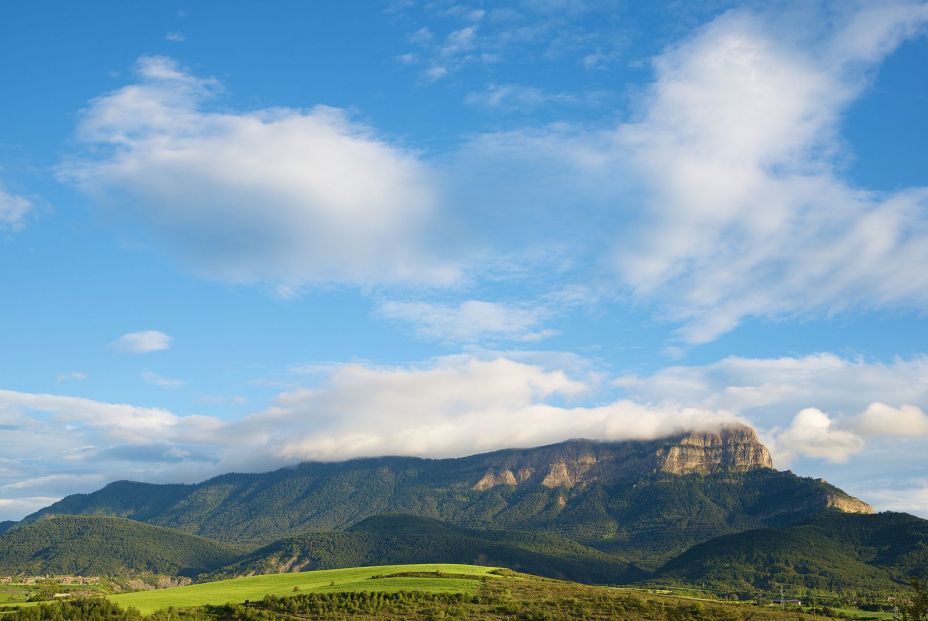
top-left (658, 512), bottom-right (928, 595)
top-left (0, 516), bottom-right (242, 577)
top-left (210, 514), bottom-right (641, 583)
top-left (3, 428), bottom-right (926, 597)
top-left (900, 578), bottom-right (927, 621)
top-left (2, 567), bottom-right (829, 620)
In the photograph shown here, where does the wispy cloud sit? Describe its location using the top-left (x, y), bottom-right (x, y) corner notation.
top-left (141, 371), bottom-right (185, 389)
top-left (164, 31), bottom-right (185, 43)
top-left (448, 3), bottom-right (928, 345)
top-left (609, 5), bottom-right (928, 343)
top-left (464, 83), bottom-right (592, 112)
top-left (379, 299), bottom-right (557, 343)
top-left (0, 183), bottom-right (33, 231)
top-left (113, 330), bottom-right (172, 354)
top-left (56, 371), bottom-right (87, 383)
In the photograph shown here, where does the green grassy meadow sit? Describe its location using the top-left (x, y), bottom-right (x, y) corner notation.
top-left (108, 563), bottom-right (498, 614)
top-left (0, 582), bottom-right (107, 606)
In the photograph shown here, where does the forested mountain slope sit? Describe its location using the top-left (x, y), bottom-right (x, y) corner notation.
top-left (655, 512), bottom-right (928, 594)
top-left (209, 513), bottom-right (641, 584)
top-left (0, 515), bottom-right (242, 576)
top-left (22, 425), bottom-right (871, 566)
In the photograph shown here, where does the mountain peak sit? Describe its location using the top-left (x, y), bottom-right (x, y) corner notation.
top-left (656, 424), bottom-right (774, 475)
top-left (471, 424), bottom-right (774, 492)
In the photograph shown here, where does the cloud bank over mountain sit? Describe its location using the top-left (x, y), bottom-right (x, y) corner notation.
top-left (2, 351), bottom-right (927, 520)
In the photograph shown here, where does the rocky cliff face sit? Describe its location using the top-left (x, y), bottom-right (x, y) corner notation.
top-left (826, 493), bottom-right (874, 514)
top-left (654, 425), bottom-right (775, 475)
top-left (472, 423), bottom-right (774, 491)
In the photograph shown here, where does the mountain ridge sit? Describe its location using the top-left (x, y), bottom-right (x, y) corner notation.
top-left (18, 425), bottom-right (872, 564)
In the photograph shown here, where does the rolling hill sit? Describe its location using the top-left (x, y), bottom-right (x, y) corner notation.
top-left (655, 512), bottom-right (928, 594)
top-left (209, 513), bottom-right (642, 584)
top-left (0, 515), bottom-right (243, 577)
top-left (2, 563), bottom-right (837, 621)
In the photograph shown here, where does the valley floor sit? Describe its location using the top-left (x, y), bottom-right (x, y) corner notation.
top-left (0, 564), bottom-right (830, 621)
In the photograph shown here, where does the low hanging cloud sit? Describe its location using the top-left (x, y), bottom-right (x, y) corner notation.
top-left (113, 330), bottom-right (172, 354)
top-left (0, 354), bottom-right (741, 519)
top-left (242, 355), bottom-right (740, 463)
top-left (63, 56), bottom-right (457, 288)
top-left (3, 351), bottom-right (928, 519)
top-left (616, 353), bottom-right (928, 459)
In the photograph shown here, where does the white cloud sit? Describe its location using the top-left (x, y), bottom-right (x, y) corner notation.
top-left (164, 31), bottom-right (185, 42)
top-left (444, 25), bottom-right (477, 55)
top-left (141, 371), bottom-right (185, 389)
top-left (113, 330), bottom-right (172, 354)
top-left (771, 408), bottom-right (865, 464)
top-left (852, 402), bottom-right (928, 437)
top-left (0, 388), bottom-right (217, 444)
top-left (379, 299), bottom-right (556, 343)
top-left (615, 353), bottom-right (928, 424)
top-left (0, 183), bottom-right (33, 231)
top-left (5, 351), bottom-right (928, 518)
top-left (242, 354), bottom-right (738, 463)
top-left (614, 352), bottom-right (928, 483)
top-left (449, 4), bottom-right (928, 344)
top-left (611, 5), bottom-right (928, 343)
top-left (64, 56), bottom-right (457, 288)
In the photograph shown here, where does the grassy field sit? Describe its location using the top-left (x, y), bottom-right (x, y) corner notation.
top-left (825, 607), bottom-right (896, 621)
top-left (3, 565), bottom-right (904, 620)
top-left (0, 583), bottom-right (106, 605)
top-left (108, 563), bottom-right (498, 614)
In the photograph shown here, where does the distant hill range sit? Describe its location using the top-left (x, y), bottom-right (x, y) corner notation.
top-left (4, 424), bottom-right (924, 594)
top-left (0, 515), bottom-right (241, 576)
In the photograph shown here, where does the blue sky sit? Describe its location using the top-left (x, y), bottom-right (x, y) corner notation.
top-left (1, 0), bottom-right (927, 521)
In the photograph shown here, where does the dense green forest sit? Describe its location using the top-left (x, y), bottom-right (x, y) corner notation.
top-left (210, 513), bottom-right (641, 583)
top-left (0, 516), bottom-right (242, 577)
top-left (656, 512), bottom-right (928, 595)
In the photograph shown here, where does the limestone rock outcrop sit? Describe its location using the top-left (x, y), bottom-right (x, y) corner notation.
top-left (654, 425), bottom-right (775, 475)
